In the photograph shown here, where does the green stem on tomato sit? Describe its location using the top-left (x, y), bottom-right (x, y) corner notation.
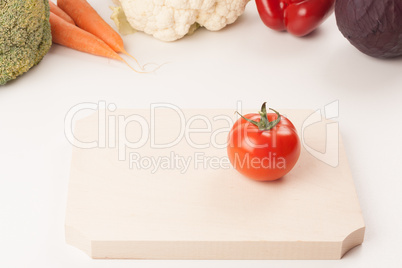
top-left (236, 102), bottom-right (281, 131)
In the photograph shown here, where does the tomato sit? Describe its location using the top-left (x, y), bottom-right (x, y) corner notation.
top-left (255, 0), bottom-right (335, 37)
top-left (227, 103), bottom-right (301, 181)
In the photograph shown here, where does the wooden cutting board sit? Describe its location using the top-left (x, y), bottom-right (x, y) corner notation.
top-left (65, 108), bottom-right (365, 259)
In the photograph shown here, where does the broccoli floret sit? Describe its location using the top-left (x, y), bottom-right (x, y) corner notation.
top-left (0, 0), bottom-right (52, 85)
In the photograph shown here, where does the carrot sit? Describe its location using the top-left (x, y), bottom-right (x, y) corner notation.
top-left (49, 12), bottom-right (141, 73)
top-left (49, 1), bottom-right (75, 25)
top-left (57, 0), bottom-right (139, 64)
top-left (50, 12), bottom-right (121, 60)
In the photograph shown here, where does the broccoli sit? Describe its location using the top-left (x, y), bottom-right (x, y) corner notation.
top-left (0, 0), bottom-right (52, 85)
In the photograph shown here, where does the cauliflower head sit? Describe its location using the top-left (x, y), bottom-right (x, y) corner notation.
top-left (111, 0), bottom-right (250, 41)
top-left (0, 0), bottom-right (52, 85)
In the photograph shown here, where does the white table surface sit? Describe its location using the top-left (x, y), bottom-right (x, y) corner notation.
top-left (1, 1), bottom-right (402, 267)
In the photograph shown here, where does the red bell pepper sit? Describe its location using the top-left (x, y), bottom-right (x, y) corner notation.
top-left (255, 0), bottom-right (335, 37)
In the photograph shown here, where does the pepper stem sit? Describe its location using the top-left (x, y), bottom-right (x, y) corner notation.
top-left (236, 102), bottom-right (281, 131)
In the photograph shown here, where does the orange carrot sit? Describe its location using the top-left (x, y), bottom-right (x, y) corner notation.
top-left (57, 0), bottom-right (138, 63)
top-left (50, 12), bottom-right (124, 61)
top-left (49, 1), bottom-right (75, 25)
top-left (50, 12), bottom-right (143, 73)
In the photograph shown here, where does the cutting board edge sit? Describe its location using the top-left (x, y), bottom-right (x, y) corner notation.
top-left (65, 223), bottom-right (365, 260)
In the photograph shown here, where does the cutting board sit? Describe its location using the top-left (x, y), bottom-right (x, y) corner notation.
top-left (65, 108), bottom-right (365, 259)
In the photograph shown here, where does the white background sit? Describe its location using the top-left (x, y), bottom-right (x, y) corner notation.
top-left (1, 1), bottom-right (402, 267)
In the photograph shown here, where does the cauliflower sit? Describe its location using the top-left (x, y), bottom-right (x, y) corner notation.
top-left (0, 0), bottom-right (52, 85)
top-left (111, 0), bottom-right (250, 41)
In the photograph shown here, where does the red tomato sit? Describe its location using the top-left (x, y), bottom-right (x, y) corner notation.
top-left (255, 0), bottom-right (335, 37)
top-left (227, 103), bottom-right (301, 181)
